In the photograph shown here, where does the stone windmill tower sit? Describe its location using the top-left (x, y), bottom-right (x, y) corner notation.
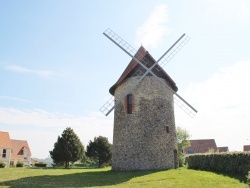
top-left (100, 29), bottom-right (197, 171)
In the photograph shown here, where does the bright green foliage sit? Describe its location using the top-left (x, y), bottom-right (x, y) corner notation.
top-left (0, 161), bottom-right (5, 168)
top-left (86, 136), bottom-right (112, 167)
top-left (176, 126), bottom-right (190, 166)
top-left (187, 152), bottom-right (250, 175)
top-left (16, 161), bottom-right (23, 167)
top-left (50, 127), bottom-right (85, 168)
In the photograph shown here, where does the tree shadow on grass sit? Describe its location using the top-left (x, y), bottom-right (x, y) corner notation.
top-left (0, 169), bottom-right (157, 188)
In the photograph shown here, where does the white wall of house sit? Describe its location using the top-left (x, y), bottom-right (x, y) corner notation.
top-left (0, 147), bottom-right (11, 168)
top-left (11, 148), bottom-right (32, 166)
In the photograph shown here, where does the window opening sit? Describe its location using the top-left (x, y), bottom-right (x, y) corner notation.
top-left (166, 126), bottom-right (170, 133)
top-left (2, 149), bottom-right (6, 158)
top-left (187, 149), bottom-right (195, 154)
top-left (127, 94), bottom-right (133, 114)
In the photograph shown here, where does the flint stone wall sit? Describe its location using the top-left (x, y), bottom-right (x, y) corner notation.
top-left (112, 76), bottom-right (178, 171)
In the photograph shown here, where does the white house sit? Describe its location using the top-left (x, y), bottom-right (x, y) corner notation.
top-left (0, 131), bottom-right (32, 167)
top-left (0, 131), bottom-right (12, 168)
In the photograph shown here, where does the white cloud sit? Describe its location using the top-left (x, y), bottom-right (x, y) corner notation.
top-left (5, 65), bottom-right (54, 78)
top-left (135, 4), bottom-right (172, 49)
top-left (0, 107), bottom-right (113, 158)
top-left (175, 60), bottom-right (250, 151)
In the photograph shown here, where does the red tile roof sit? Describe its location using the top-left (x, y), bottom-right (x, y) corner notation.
top-left (0, 131), bottom-right (12, 148)
top-left (109, 46), bottom-right (178, 95)
top-left (217, 146), bottom-right (229, 152)
top-left (184, 139), bottom-right (217, 154)
top-left (243, 145), bottom-right (250, 151)
top-left (10, 139), bottom-right (31, 158)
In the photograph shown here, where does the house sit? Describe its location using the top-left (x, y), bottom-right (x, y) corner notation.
top-left (10, 139), bottom-right (32, 166)
top-left (0, 131), bottom-right (12, 168)
top-left (243, 145), bottom-right (250, 151)
top-left (217, 146), bottom-right (229, 152)
top-left (184, 139), bottom-right (217, 155)
top-left (0, 131), bottom-right (32, 167)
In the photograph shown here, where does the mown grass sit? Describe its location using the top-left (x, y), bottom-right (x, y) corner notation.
top-left (0, 167), bottom-right (247, 188)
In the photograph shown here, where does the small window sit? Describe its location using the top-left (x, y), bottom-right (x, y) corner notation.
top-left (2, 149), bottom-right (6, 158)
top-left (127, 94), bottom-right (133, 114)
top-left (24, 151), bottom-right (28, 159)
top-left (166, 126), bottom-right (170, 133)
top-left (187, 149), bottom-right (195, 154)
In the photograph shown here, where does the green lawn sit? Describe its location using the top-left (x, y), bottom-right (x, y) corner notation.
top-left (0, 167), bottom-right (247, 188)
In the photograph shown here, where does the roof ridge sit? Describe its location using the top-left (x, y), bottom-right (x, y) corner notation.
top-left (11, 139), bottom-right (28, 141)
top-left (0, 131), bottom-right (9, 133)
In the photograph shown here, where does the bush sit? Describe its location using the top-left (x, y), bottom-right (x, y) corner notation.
top-left (247, 172), bottom-right (250, 186)
top-left (179, 154), bottom-right (186, 167)
top-left (186, 152), bottom-right (250, 175)
top-left (16, 161), bottom-right (24, 167)
top-left (0, 161), bottom-right (6, 168)
top-left (35, 163), bottom-right (47, 167)
top-left (71, 163), bottom-right (98, 168)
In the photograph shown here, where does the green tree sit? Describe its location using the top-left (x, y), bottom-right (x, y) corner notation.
top-left (86, 136), bottom-right (112, 168)
top-left (176, 126), bottom-right (191, 167)
top-left (50, 127), bottom-right (85, 168)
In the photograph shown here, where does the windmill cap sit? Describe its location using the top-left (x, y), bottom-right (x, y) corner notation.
top-left (109, 46), bottom-right (178, 95)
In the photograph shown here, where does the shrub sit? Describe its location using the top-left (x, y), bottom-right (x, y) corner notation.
top-left (0, 161), bottom-right (6, 168)
top-left (186, 152), bottom-right (250, 175)
top-left (247, 172), bottom-right (250, 186)
top-left (16, 161), bottom-right (24, 167)
top-left (35, 163), bottom-right (47, 167)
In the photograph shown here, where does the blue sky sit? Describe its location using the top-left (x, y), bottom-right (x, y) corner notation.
top-left (1, 0), bottom-right (250, 158)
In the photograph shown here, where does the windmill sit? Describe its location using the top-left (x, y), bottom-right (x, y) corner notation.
top-left (100, 28), bottom-right (197, 171)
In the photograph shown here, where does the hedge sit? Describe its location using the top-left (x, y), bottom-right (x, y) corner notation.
top-left (35, 163), bottom-right (47, 167)
top-left (247, 172), bottom-right (250, 185)
top-left (186, 152), bottom-right (250, 175)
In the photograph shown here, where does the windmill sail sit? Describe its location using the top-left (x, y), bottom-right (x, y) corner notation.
top-left (100, 28), bottom-right (197, 117)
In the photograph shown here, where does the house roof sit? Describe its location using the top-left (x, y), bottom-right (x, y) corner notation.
top-left (109, 46), bottom-right (178, 95)
top-left (217, 146), bottom-right (229, 152)
top-left (10, 139), bottom-right (31, 158)
top-left (243, 145), bottom-right (250, 151)
top-left (184, 139), bottom-right (217, 154)
top-left (0, 131), bottom-right (12, 149)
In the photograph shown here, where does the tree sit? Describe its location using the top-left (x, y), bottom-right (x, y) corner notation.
top-left (86, 136), bottom-right (112, 167)
top-left (176, 126), bottom-right (191, 167)
top-left (50, 127), bottom-right (85, 168)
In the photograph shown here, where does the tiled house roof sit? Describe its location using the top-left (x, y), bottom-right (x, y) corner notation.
top-left (217, 146), bottom-right (229, 152)
top-left (243, 145), bottom-right (250, 151)
top-left (10, 139), bottom-right (31, 158)
top-left (109, 46), bottom-right (178, 95)
top-left (0, 131), bottom-right (12, 148)
top-left (184, 139), bottom-right (217, 154)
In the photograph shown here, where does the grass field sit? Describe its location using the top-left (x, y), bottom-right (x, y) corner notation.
top-left (0, 167), bottom-right (247, 188)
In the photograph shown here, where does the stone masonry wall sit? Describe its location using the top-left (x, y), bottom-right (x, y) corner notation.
top-left (112, 76), bottom-right (178, 171)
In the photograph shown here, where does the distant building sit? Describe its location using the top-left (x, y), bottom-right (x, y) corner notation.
top-left (184, 139), bottom-right (230, 155)
top-left (184, 139), bottom-right (217, 155)
top-left (0, 131), bottom-right (12, 168)
top-left (0, 131), bottom-right (32, 168)
top-left (44, 157), bottom-right (53, 167)
top-left (217, 146), bottom-right (229, 152)
top-left (243, 145), bottom-right (250, 151)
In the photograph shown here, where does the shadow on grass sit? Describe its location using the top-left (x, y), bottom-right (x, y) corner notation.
top-left (215, 172), bottom-right (247, 183)
top-left (0, 169), bottom-right (156, 188)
